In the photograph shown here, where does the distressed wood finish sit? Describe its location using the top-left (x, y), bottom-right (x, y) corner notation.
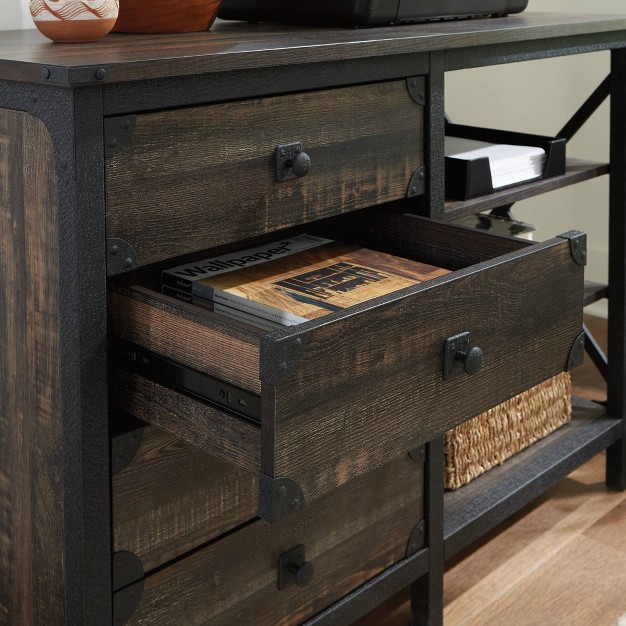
top-left (264, 227), bottom-right (583, 501)
top-left (106, 80), bottom-right (424, 266)
top-left (0, 14), bottom-right (626, 85)
top-left (108, 370), bottom-right (262, 474)
top-left (443, 159), bottom-right (609, 221)
top-left (117, 455), bottom-right (424, 626)
top-left (108, 288), bottom-right (262, 393)
top-left (0, 109), bottom-right (65, 624)
top-left (113, 425), bottom-right (258, 573)
top-left (108, 214), bottom-right (583, 510)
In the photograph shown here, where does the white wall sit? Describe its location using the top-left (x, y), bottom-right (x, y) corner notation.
top-left (447, 0), bottom-right (625, 317)
top-left (1, 0), bottom-right (619, 314)
top-left (2, 0), bottom-right (33, 30)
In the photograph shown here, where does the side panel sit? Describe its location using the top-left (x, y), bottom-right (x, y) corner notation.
top-left (0, 109), bottom-right (65, 624)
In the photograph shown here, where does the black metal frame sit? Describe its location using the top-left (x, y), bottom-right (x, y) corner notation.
top-left (0, 80), bottom-right (111, 625)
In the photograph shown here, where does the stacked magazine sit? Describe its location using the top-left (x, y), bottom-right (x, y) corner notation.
top-left (162, 234), bottom-right (450, 330)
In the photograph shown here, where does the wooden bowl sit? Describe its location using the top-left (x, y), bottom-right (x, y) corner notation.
top-left (113, 0), bottom-right (221, 33)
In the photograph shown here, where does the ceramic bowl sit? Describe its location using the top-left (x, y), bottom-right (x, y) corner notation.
top-left (113, 0), bottom-right (222, 33)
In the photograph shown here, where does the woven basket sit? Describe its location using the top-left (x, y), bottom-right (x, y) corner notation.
top-left (444, 372), bottom-right (572, 490)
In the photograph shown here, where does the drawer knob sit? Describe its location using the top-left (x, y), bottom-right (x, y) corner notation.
top-left (291, 151), bottom-right (311, 178)
top-left (276, 142), bottom-right (311, 181)
top-left (291, 560), bottom-right (315, 587)
top-left (443, 331), bottom-right (484, 380)
top-left (456, 346), bottom-right (484, 376)
top-left (278, 544), bottom-right (314, 590)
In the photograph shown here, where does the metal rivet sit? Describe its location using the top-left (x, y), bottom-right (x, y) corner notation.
top-left (278, 362), bottom-right (288, 371)
top-left (294, 337), bottom-right (302, 346)
top-left (291, 498), bottom-right (300, 509)
top-left (410, 186), bottom-right (417, 195)
top-left (123, 258), bottom-right (133, 268)
top-left (110, 245), bottom-right (119, 255)
top-left (41, 67), bottom-right (51, 80)
top-left (95, 68), bottom-right (107, 81)
top-left (418, 170), bottom-right (425, 180)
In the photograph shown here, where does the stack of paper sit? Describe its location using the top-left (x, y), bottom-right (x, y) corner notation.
top-left (445, 136), bottom-right (546, 189)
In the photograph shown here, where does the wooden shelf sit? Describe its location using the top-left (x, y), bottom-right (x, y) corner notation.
top-left (443, 398), bottom-right (621, 560)
top-left (444, 159), bottom-right (609, 221)
top-left (584, 281), bottom-right (608, 307)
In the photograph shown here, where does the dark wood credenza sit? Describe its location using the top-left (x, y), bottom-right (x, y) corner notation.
top-left (1, 13), bottom-right (626, 625)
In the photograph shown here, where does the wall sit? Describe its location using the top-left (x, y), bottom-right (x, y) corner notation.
top-left (2, 0), bottom-right (620, 316)
top-left (2, 0), bottom-right (32, 30)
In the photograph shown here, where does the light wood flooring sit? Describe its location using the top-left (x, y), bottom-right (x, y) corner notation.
top-left (355, 315), bottom-right (626, 626)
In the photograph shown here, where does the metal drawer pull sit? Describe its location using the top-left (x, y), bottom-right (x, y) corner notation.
top-left (443, 331), bottom-right (484, 380)
top-left (276, 142), bottom-right (311, 181)
top-left (456, 346), bottom-right (484, 376)
top-left (278, 544), bottom-right (314, 589)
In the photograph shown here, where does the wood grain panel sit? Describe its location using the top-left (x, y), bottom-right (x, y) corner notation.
top-left (267, 237), bottom-right (583, 501)
top-left (113, 426), bottom-right (258, 573)
top-left (108, 370), bottom-right (262, 474)
top-left (119, 455), bottom-right (423, 626)
top-left (106, 80), bottom-right (423, 265)
top-left (0, 109), bottom-right (65, 624)
top-left (108, 287), bottom-right (261, 393)
top-left (1, 14), bottom-right (626, 84)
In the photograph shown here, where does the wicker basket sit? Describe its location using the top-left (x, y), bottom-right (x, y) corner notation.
top-left (444, 372), bottom-right (572, 490)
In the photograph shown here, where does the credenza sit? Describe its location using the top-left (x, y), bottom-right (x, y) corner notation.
top-left (1, 12), bottom-right (626, 625)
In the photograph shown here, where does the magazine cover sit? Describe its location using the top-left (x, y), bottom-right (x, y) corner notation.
top-left (162, 234), bottom-right (450, 326)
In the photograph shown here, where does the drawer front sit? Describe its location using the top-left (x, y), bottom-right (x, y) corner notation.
top-left (112, 425), bottom-right (258, 574)
top-left (108, 210), bottom-right (584, 520)
top-left (105, 79), bottom-right (424, 267)
top-left (114, 454), bottom-right (424, 626)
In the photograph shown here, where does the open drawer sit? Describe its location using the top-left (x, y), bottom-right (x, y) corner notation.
top-left (107, 207), bottom-right (585, 522)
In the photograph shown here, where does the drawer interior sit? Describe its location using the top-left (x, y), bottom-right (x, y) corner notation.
top-left (108, 204), bottom-right (584, 521)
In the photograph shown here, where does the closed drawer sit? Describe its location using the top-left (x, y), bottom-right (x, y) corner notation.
top-left (112, 424), bottom-right (258, 574)
top-left (105, 79), bottom-right (425, 267)
top-left (108, 207), bottom-right (585, 521)
top-left (113, 453), bottom-right (425, 626)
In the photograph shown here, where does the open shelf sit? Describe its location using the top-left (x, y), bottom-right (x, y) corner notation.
top-left (443, 397), bottom-right (621, 560)
top-left (444, 159), bottom-right (609, 221)
top-left (584, 281), bottom-right (608, 307)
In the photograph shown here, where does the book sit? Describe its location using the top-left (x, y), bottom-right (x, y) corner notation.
top-left (162, 234), bottom-right (450, 326)
top-left (161, 285), bottom-right (284, 332)
top-left (445, 136), bottom-right (546, 189)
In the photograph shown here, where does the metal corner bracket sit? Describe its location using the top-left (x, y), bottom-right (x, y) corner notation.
top-left (260, 333), bottom-right (307, 386)
top-left (104, 115), bottom-right (137, 158)
top-left (107, 238), bottom-right (140, 276)
top-left (407, 166), bottom-right (426, 198)
top-left (111, 427), bottom-right (144, 476)
top-left (406, 76), bottom-right (426, 106)
top-left (567, 331), bottom-right (586, 371)
top-left (259, 473), bottom-right (306, 523)
top-left (407, 520), bottom-right (426, 557)
top-left (557, 230), bottom-right (587, 266)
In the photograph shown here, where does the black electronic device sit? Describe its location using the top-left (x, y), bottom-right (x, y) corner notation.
top-left (218, 0), bottom-right (529, 27)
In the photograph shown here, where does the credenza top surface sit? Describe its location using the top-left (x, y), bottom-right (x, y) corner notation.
top-left (0, 12), bottom-right (625, 86)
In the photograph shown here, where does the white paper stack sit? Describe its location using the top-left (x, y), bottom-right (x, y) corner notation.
top-left (445, 136), bottom-right (546, 189)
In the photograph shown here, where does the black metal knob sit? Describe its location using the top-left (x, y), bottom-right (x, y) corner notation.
top-left (455, 346), bottom-right (484, 376)
top-left (291, 151), bottom-right (311, 178)
top-left (291, 560), bottom-right (314, 587)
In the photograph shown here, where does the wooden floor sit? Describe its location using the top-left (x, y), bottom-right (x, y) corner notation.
top-left (355, 315), bottom-right (626, 626)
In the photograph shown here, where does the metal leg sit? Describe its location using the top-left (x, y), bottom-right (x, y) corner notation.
top-left (607, 49), bottom-right (626, 491)
top-left (410, 437), bottom-right (444, 626)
